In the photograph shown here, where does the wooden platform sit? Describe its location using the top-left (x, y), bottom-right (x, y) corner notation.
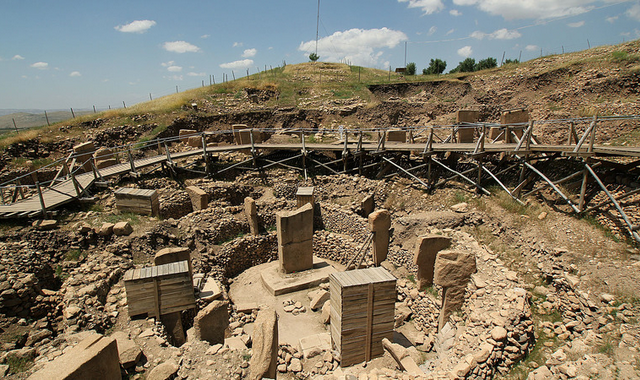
top-left (1, 135), bottom-right (640, 219)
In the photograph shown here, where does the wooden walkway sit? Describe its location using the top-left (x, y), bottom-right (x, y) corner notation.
top-left (1, 139), bottom-right (640, 219)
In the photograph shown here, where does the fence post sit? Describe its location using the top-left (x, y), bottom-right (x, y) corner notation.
top-left (36, 182), bottom-right (47, 218)
top-left (127, 148), bottom-right (137, 174)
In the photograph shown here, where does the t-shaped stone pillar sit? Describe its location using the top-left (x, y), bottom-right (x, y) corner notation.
top-left (276, 203), bottom-right (314, 273)
top-left (413, 234), bottom-right (452, 289)
top-left (368, 209), bottom-right (391, 266)
top-left (434, 250), bottom-right (477, 331)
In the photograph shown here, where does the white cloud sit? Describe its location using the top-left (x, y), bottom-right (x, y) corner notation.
top-left (12, 55), bottom-right (24, 60)
top-left (568, 21), bottom-right (585, 27)
top-left (471, 28), bottom-right (521, 40)
top-left (298, 27), bottom-right (408, 67)
top-left (450, 9), bottom-right (462, 16)
top-left (167, 65), bottom-right (182, 72)
top-left (69, 71), bottom-right (81, 77)
top-left (606, 16), bottom-right (618, 23)
top-left (164, 75), bottom-right (183, 81)
top-left (452, 0), bottom-right (596, 20)
top-left (627, 3), bottom-right (640, 21)
top-left (220, 59), bottom-right (254, 69)
top-left (201, 34), bottom-right (210, 39)
top-left (30, 62), bottom-right (48, 69)
top-left (161, 61), bottom-right (175, 67)
top-left (398, 0), bottom-right (445, 15)
top-left (188, 72), bottom-right (206, 77)
top-left (428, 26), bottom-right (437, 36)
top-left (458, 46), bottom-right (473, 57)
top-left (525, 44), bottom-right (539, 51)
top-left (233, 42), bottom-right (243, 47)
top-left (242, 48), bottom-right (257, 58)
top-left (446, 29), bottom-right (455, 35)
top-left (163, 41), bottom-right (201, 53)
top-left (115, 20), bottom-right (156, 33)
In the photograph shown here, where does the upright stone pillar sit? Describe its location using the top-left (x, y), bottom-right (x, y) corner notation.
top-left (193, 300), bottom-right (229, 345)
top-left (361, 194), bottom-right (375, 218)
top-left (249, 308), bottom-right (278, 380)
top-left (186, 186), bottom-right (208, 211)
top-left (277, 203), bottom-right (314, 273)
top-left (456, 110), bottom-right (480, 143)
top-left (244, 197), bottom-right (259, 236)
top-left (434, 250), bottom-right (477, 331)
top-left (413, 235), bottom-right (452, 289)
top-left (296, 186), bottom-right (315, 208)
top-left (368, 209), bottom-right (391, 266)
top-left (73, 141), bottom-right (95, 173)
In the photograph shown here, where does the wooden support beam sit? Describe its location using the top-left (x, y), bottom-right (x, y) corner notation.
top-left (382, 157), bottom-right (431, 190)
top-left (522, 161), bottom-right (580, 213)
top-left (482, 166), bottom-right (525, 205)
top-left (431, 157), bottom-right (490, 195)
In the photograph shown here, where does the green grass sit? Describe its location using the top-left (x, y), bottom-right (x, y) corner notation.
top-left (65, 249), bottom-right (86, 261)
top-left (102, 212), bottom-right (141, 225)
top-left (6, 356), bottom-right (34, 374)
top-left (580, 214), bottom-right (621, 243)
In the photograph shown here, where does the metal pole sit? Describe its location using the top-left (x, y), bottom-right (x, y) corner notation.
top-left (585, 164), bottom-right (640, 242)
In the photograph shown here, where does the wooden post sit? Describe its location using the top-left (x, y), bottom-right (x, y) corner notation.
top-left (70, 108), bottom-right (75, 118)
top-left (36, 181), bottom-right (47, 218)
top-left (202, 135), bottom-right (210, 176)
top-left (578, 164), bottom-right (589, 211)
top-left (123, 101), bottom-right (127, 109)
top-left (164, 142), bottom-right (174, 166)
top-left (93, 105), bottom-right (97, 113)
top-left (44, 111), bottom-right (50, 126)
top-left (12, 118), bottom-right (18, 133)
top-left (127, 148), bottom-right (137, 174)
top-left (588, 116), bottom-right (597, 153)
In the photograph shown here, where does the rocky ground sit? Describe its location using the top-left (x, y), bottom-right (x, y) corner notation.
top-left (0, 160), bottom-right (638, 379)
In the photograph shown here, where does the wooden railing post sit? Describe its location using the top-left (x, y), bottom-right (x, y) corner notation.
top-left (36, 182), bottom-right (46, 218)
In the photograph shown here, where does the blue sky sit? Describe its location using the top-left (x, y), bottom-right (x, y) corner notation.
top-left (1, 0), bottom-right (640, 110)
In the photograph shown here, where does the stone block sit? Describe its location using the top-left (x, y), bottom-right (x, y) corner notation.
top-left (193, 300), bottom-right (229, 345)
top-left (95, 159), bottom-right (117, 169)
top-left (155, 247), bottom-right (192, 279)
top-left (113, 221), bottom-right (133, 236)
top-left (387, 129), bottom-right (406, 142)
top-left (28, 333), bottom-right (120, 380)
top-left (187, 136), bottom-right (202, 147)
top-left (147, 361), bottom-right (179, 380)
top-left (179, 129), bottom-right (197, 142)
top-left (277, 203), bottom-right (314, 273)
top-left (361, 194), bottom-right (374, 217)
top-left (73, 141), bottom-right (95, 173)
top-left (186, 186), bottom-right (208, 211)
top-left (160, 312), bottom-right (186, 347)
top-left (438, 285), bottom-right (467, 330)
top-left (111, 331), bottom-right (143, 369)
top-left (296, 186), bottom-right (315, 208)
top-left (232, 124), bottom-right (262, 145)
top-left (456, 110), bottom-right (480, 124)
top-left (249, 308), bottom-right (278, 380)
top-left (433, 250), bottom-right (477, 288)
top-left (413, 235), bottom-right (452, 289)
top-left (310, 289), bottom-right (330, 311)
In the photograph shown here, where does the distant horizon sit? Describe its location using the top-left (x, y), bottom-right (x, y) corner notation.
top-left (2, 1), bottom-right (639, 109)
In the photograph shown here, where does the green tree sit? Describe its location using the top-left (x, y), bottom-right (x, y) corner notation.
top-left (451, 58), bottom-right (476, 73)
top-left (423, 58), bottom-right (447, 75)
top-left (309, 52), bottom-right (320, 62)
top-left (405, 62), bottom-right (417, 75)
top-left (475, 57), bottom-right (497, 71)
top-left (504, 58), bottom-right (519, 64)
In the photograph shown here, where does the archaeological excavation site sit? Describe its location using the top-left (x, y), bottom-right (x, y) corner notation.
top-left (1, 41), bottom-right (640, 380)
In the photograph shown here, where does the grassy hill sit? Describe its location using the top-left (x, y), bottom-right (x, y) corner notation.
top-left (1, 39), bottom-right (639, 154)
